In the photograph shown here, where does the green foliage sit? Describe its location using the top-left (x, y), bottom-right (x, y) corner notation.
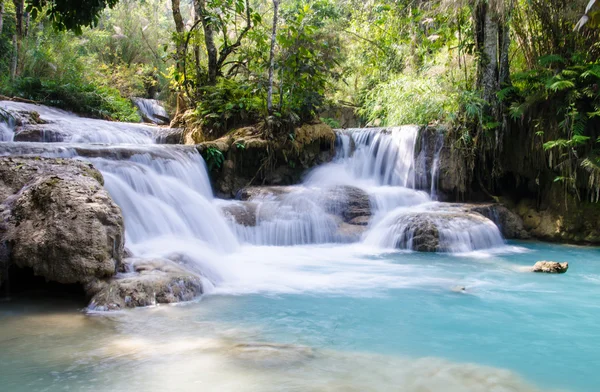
top-left (204, 146), bottom-right (225, 171)
top-left (194, 79), bottom-right (264, 133)
top-left (1, 77), bottom-right (140, 121)
top-left (26, 0), bottom-right (120, 33)
top-left (320, 117), bottom-right (340, 128)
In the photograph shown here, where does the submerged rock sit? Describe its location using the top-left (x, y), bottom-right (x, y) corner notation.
top-left (531, 261), bottom-right (568, 274)
top-left (89, 258), bottom-right (203, 310)
top-left (0, 157), bottom-right (124, 288)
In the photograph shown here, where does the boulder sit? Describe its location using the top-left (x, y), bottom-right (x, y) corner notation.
top-left (465, 203), bottom-right (529, 239)
top-left (221, 202), bottom-right (258, 226)
top-left (88, 258), bottom-right (203, 310)
top-left (370, 210), bottom-right (501, 252)
top-left (531, 261), bottom-right (568, 274)
top-left (0, 157), bottom-right (124, 288)
top-left (322, 186), bottom-right (371, 224)
top-left (154, 128), bottom-right (184, 144)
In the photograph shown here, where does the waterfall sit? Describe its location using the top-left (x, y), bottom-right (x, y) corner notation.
top-left (415, 127), bottom-right (445, 200)
top-left (0, 101), bottom-right (506, 263)
top-left (132, 98), bottom-right (170, 125)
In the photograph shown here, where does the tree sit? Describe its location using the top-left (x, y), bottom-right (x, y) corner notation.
top-left (26, 0), bottom-right (120, 32)
top-left (267, 0), bottom-right (279, 115)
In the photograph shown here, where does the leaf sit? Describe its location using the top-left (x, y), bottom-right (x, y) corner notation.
top-left (547, 80), bottom-right (575, 92)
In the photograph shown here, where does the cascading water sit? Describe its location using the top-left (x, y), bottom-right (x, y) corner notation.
top-left (0, 101), bottom-right (166, 144)
top-left (132, 98), bottom-right (170, 125)
top-left (0, 101), bottom-right (506, 261)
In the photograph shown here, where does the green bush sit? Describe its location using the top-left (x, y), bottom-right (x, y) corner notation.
top-left (194, 78), bottom-right (265, 134)
top-left (1, 77), bottom-right (140, 122)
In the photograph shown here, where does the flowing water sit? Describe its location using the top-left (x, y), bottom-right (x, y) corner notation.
top-left (1, 102), bottom-right (599, 392)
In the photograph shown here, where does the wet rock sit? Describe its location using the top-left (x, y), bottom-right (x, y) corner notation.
top-left (196, 122), bottom-right (336, 198)
top-left (0, 157), bottom-right (124, 288)
top-left (13, 128), bottom-right (66, 142)
top-left (221, 202), bottom-right (258, 226)
top-left (531, 261), bottom-right (568, 274)
top-left (464, 203), bottom-right (528, 239)
top-left (89, 258), bottom-right (203, 310)
top-left (322, 186), bottom-right (371, 224)
top-left (155, 128), bottom-right (184, 144)
top-left (236, 186), bottom-right (299, 201)
top-left (375, 211), bottom-right (499, 252)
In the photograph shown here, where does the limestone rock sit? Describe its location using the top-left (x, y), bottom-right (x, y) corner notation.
top-left (322, 186), bottom-right (371, 223)
top-left (89, 258), bottom-right (203, 310)
top-left (221, 202), bottom-right (258, 226)
top-left (0, 157), bottom-right (124, 287)
top-left (531, 261), bottom-right (568, 274)
top-left (465, 203), bottom-right (529, 239)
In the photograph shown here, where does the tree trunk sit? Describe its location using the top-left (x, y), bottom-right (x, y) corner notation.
top-left (267, 0), bottom-right (279, 115)
top-left (481, 6), bottom-right (499, 106)
top-left (171, 0), bottom-right (185, 74)
top-left (10, 34), bottom-right (17, 79)
top-left (194, 0), bottom-right (218, 85)
top-left (13, 0), bottom-right (23, 37)
top-left (0, 1), bottom-right (5, 35)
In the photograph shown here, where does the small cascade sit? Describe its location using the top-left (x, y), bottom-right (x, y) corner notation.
top-left (363, 205), bottom-right (505, 252)
top-left (415, 128), bottom-right (445, 200)
top-left (0, 101), bottom-right (165, 144)
top-left (0, 109), bottom-right (15, 142)
top-left (132, 98), bottom-right (170, 125)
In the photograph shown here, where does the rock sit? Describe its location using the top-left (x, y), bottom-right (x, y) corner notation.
top-left (531, 261), bottom-right (568, 274)
top-left (154, 128), bottom-right (184, 144)
top-left (221, 202), bottom-right (258, 226)
top-left (196, 122), bottom-right (336, 198)
top-left (322, 186), bottom-right (371, 223)
top-left (13, 128), bottom-right (65, 142)
top-left (236, 186), bottom-right (299, 201)
top-left (0, 157), bottom-right (124, 288)
top-left (373, 210), bottom-right (500, 252)
top-left (89, 258), bottom-right (203, 310)
top-left (465, 203), bottom-right (529, 239)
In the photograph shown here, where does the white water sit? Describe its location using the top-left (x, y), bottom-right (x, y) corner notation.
top-left (132, 97), bottom-right (170, 125)
top-left (0, 103), bottom-right (507, 287)
top-left (0, 101), bottom-right (166, 144)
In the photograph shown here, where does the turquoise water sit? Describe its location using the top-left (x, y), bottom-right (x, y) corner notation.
top-left (1, 241), bottom-right (599, 391)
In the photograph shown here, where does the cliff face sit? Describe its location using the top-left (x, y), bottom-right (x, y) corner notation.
top-left (417, 125), bottom-right (600, 245)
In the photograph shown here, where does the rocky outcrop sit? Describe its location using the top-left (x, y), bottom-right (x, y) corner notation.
top-left (197, 122), bottom-right (336, 198)
top-left (531, 261), bottom-right (568, 273)
top-left (464, 203), bottom-right (528, 239)
top-left (154, 128), bottom-right (184, 144)
top-left (88, 257), bottom-right (203, 311)
top-left (0, 157), bottom-right (124, 289)
top-left (515, 196), bottom-right (600, 244)
top-left (415, 126), bottom-right (468, 200)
